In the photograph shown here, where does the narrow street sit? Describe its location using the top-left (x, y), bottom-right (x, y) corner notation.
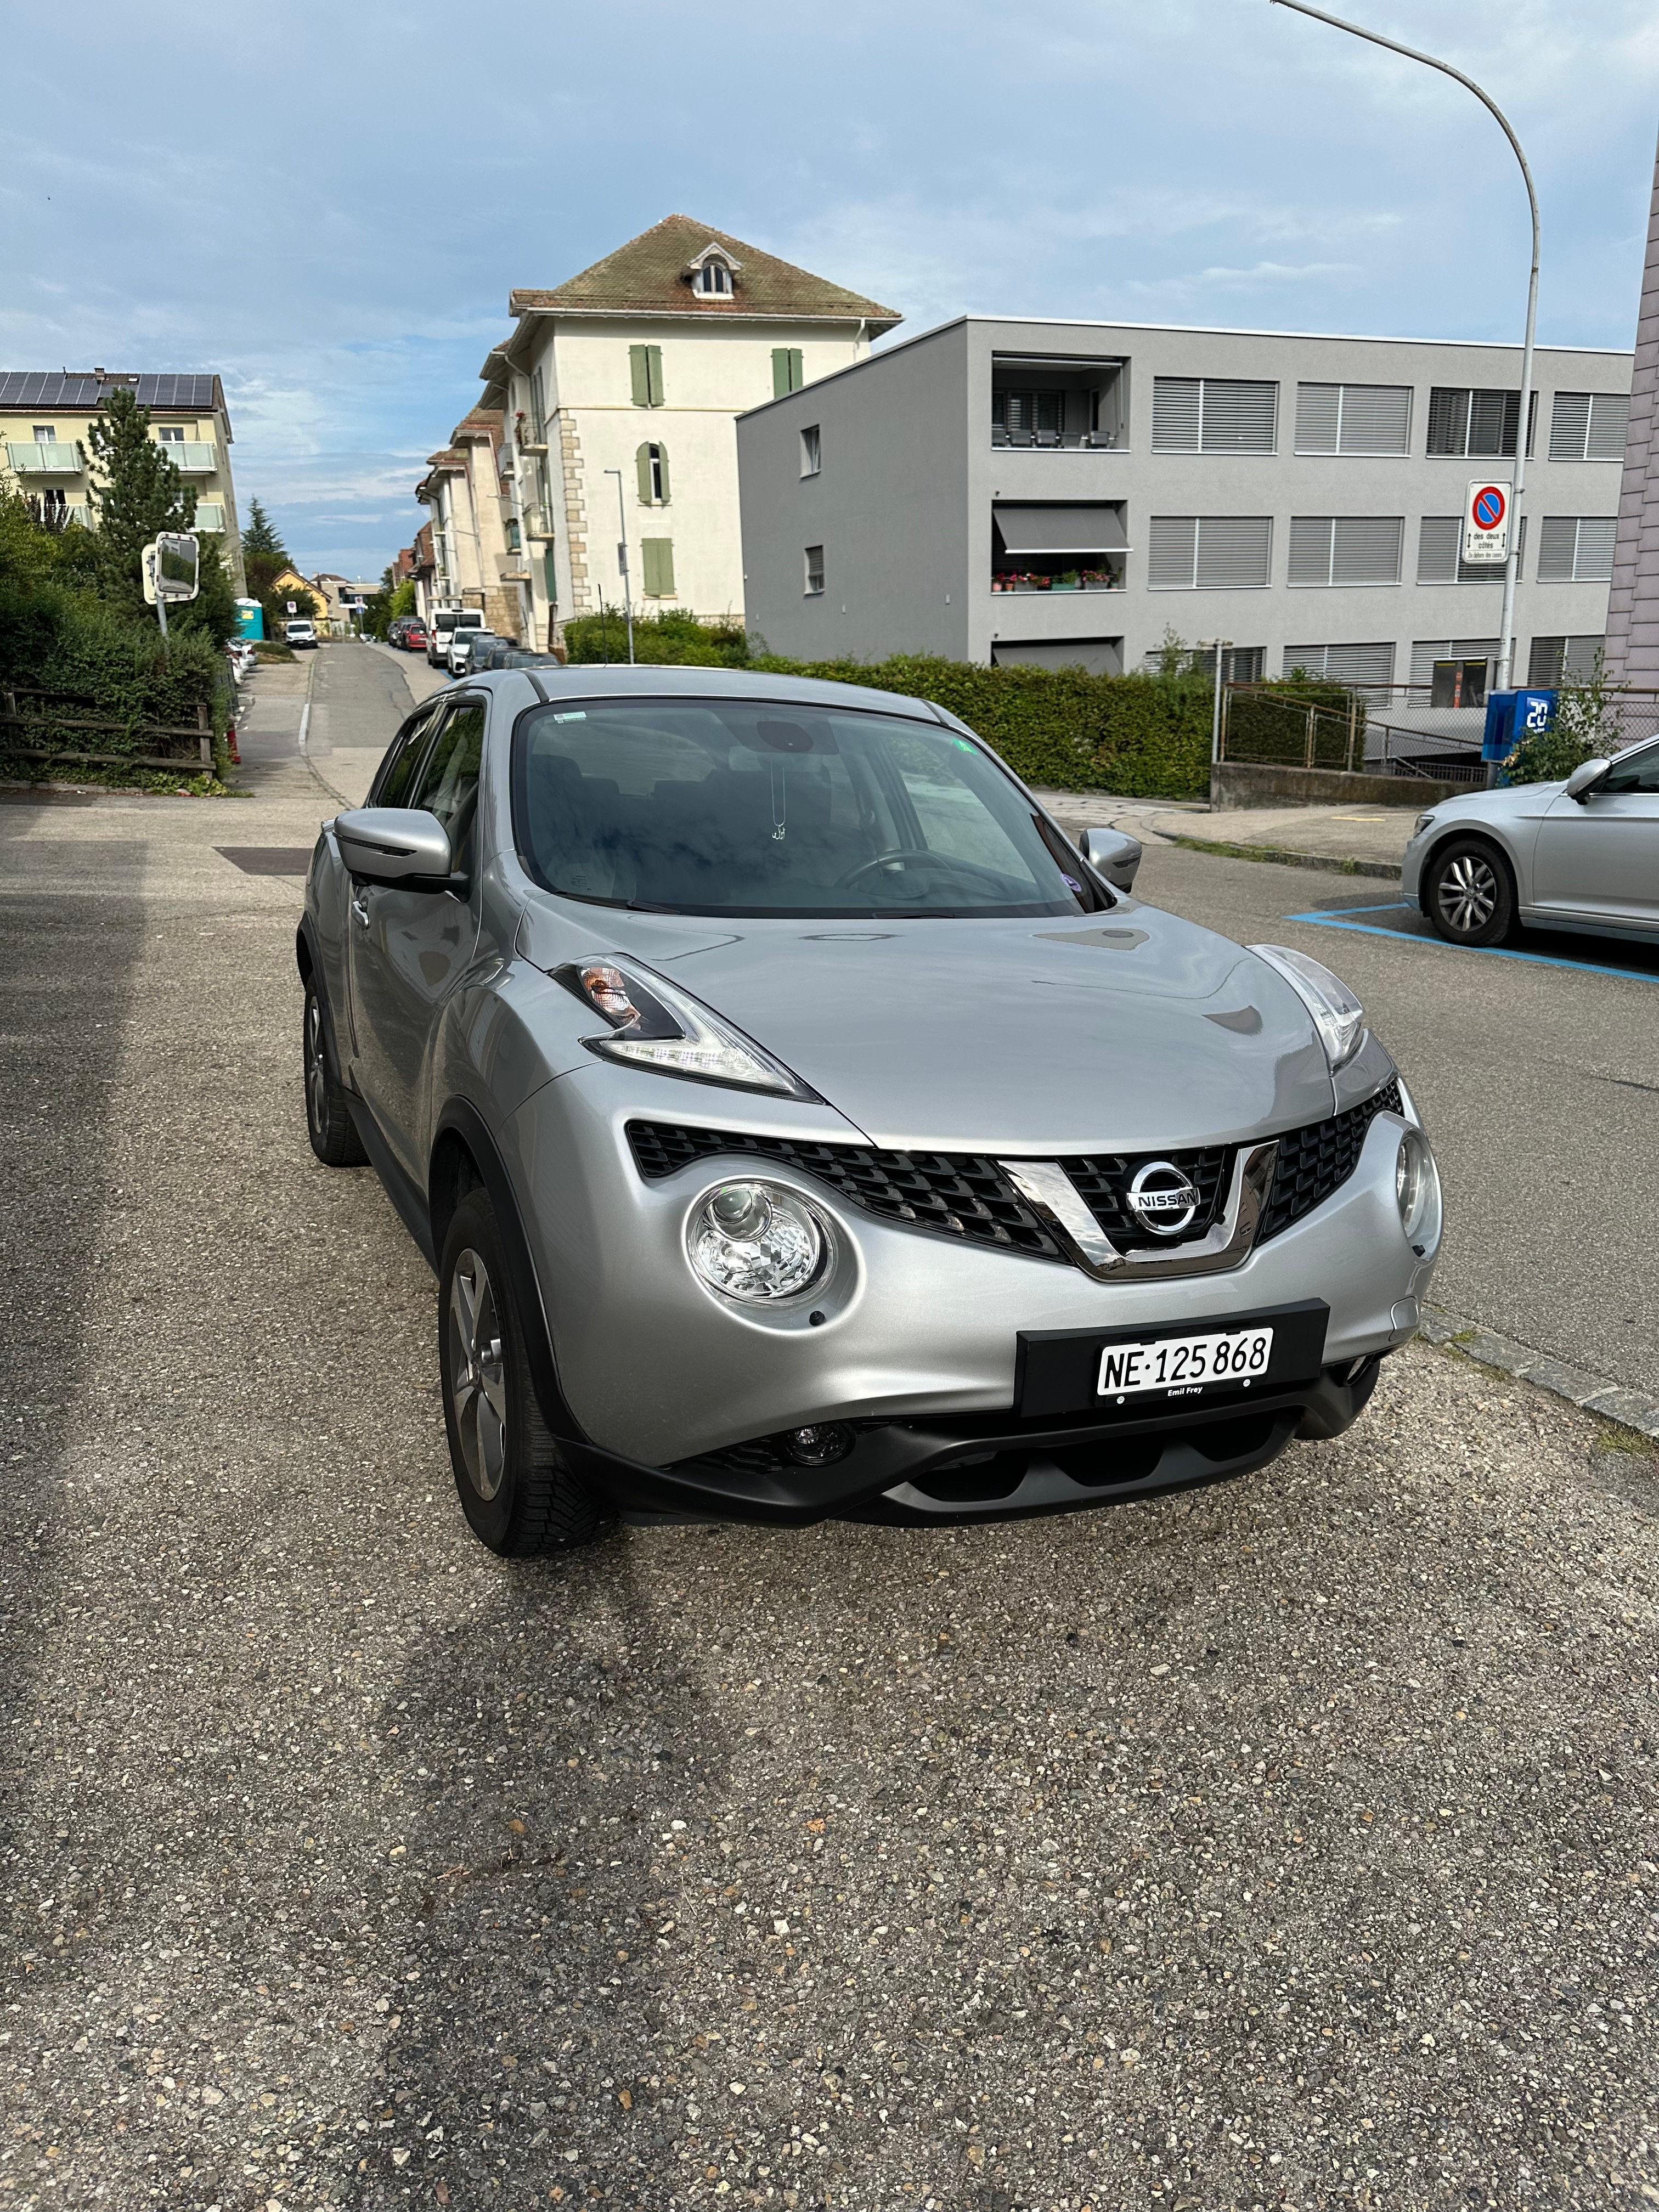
top-left (1, 647), bottom-right (1657, 2209)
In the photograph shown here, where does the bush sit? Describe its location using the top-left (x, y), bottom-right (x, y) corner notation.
top-left (557, 611), bottom-right (1212, 795)
top-left (1504, 652), bottom-right (1618, 786)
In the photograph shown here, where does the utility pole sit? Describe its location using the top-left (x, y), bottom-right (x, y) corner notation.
top-left (603, 467), bottom-right (635, 664)
top-left (1269, 0), bottom-right (1539, 776)
top-left (1205, 639), bottom-right (1233, 771)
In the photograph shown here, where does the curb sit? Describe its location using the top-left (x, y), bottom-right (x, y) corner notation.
top-left (1419, 1304), bottom-right (1659, 1443)
top-left (1166, 834), bottom-right (1400, 881)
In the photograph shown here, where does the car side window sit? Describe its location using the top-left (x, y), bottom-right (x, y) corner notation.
top-left (1600, 741), bottom-right (1659, 796)
top-left (413, 699), bottom-right (486, 837)
top-left (372, 706), bottom-right (443, 808)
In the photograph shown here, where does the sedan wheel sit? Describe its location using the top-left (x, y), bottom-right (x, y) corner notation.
top-left (303, 976), bottom-right (366, 1166)
top-left (1424, 837), bottom-right (1516, 949)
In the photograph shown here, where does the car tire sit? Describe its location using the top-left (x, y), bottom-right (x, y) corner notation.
top-left (303, 975), bottom-right (367, 1166)
top-left (438, 1188), bottom-right (612, 1557)
top-left (1424, 836), bottom-right (1516, 949)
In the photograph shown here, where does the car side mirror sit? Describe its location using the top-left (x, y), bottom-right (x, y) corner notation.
top-left (1564, 757), bottom-right (1610, 802)
top-left (335, 807), bottom-right (464, 893)
top-left (1078, 825), bottom-right (1143, 891)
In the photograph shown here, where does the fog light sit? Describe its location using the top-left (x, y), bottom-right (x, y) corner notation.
top-left (1395, 1128), bottom-right (1436, 1244)
top-left (688, 1180), bottom-right (827, 1304)
top-left (782, 1423), bottom-right (854, 1466)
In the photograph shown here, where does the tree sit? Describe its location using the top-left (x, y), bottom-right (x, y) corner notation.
top-left (240, 498), bottom-right (289, 565)
top-left (85, 388), bottom-right (196, 616)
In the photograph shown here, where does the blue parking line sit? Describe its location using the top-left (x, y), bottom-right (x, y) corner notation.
top-left (1286, 900), bottom-right (1659, 985)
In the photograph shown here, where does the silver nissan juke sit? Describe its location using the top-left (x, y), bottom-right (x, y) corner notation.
top-left (297, 665), bottom-right (1442, 1554)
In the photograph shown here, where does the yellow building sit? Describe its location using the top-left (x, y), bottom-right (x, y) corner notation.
top-left (0, 369), bottom-right (245, 591)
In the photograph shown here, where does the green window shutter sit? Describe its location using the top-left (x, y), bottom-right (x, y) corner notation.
top-left (656, 442), bottom-right (670, 504)
top-left (788, 348), bottom-right (803, 393)
top-left (630, 345), bottom-right (651, 407)
top-left (543, 548), bottom-right (558, 605)
top-left (642, 538), bottom-right (674, 596)
top-left (772, 348), bottom-right (792, 400)
top-left (646, 345), bottom-right (664, 407)
top-left (636, 442), bottom-right (654, 503)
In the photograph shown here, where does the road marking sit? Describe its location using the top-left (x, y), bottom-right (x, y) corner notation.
top-left (1286, 899), bottom-right (1659, 985)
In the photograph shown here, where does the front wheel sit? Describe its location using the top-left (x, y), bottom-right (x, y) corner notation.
top-left (1424, 837), bottom-right (1516, 949)
top-left (303, 976), bottom-right (366, 1166)
top-left (438, 1189), bottom-right (612, 1556)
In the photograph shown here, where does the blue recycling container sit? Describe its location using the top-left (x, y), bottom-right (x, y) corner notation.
top-left (234, 597), bottom-right (264, 640)
top-left (1482, 687), bottom-right (1556, 763)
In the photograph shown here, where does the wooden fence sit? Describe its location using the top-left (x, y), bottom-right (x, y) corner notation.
top-left (0, 688), bottom-right (216, 773)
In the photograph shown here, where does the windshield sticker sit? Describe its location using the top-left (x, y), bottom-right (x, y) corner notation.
top-left (551, 712), bottom-right (588, 723)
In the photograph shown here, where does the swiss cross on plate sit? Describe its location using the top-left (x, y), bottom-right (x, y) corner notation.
top-left (1463, 478), bottom-right (1512, 565)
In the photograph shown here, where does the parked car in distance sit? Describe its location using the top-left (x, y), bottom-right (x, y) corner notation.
top-left (298, 665), bottom-right (1442, 1558)
top-left (445, 629), bottom-right (499, 678)
top-left (427, 608), bottom-right (484, 667)
top-left (404, 624), bottom-right (428, 653)
top-left (284, 620), bottom-right (318, 650)
top-left (1402, 732), bottom-right (1659, 948)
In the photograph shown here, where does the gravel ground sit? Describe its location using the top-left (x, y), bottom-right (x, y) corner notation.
top-left (4, 769), bottom-right (1659, 2212)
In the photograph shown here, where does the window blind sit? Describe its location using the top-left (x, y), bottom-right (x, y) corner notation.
top-left (1548, 392), bottom-right (1630, 462)
top-left (1288, 516), bottom-right (1403, 586)
top-left (1281, 641), bottom-right (1396, 686)
top-left (1147, 515), bottom-right (1271, 588)
top-left (1427, 387), bottom-right (1535, 458)
top-left (1537, 515), bottom-right (1617, 583)
top-left (1151, 377), bottom-right (1276, 453)
top-left (1409, 637), bottom-right (1498, 685)
top-left (1295, 382), bottom-right (1412, 454)
top-left (1527, 634), bottom-right (1605, 686)
top-left (1417, 515), bottom-right (1526, 584)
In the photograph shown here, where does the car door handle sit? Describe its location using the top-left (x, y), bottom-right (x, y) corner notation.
top-left (351, 893), bottom-right (371, 929)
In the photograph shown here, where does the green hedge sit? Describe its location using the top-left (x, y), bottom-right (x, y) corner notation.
top-left (749, 653), bottom-right (1213, 797)
top-left (0, 580), bottom-right (230, 783)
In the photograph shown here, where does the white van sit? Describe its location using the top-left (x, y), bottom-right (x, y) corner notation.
top-left (426, 607), bottom-right (483, 667)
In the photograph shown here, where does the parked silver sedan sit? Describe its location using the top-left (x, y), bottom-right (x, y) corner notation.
top-left (1402, 733), bottom-right (1659, 948)
top-left (298, 667), bottom-right (1441, 1554)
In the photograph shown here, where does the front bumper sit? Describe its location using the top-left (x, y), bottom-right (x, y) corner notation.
top-left (506, 1064), bottom-right (1438, 1520)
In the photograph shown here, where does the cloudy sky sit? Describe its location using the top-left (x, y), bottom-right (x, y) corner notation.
top-left (7, 0), bottom-right (1656, 578)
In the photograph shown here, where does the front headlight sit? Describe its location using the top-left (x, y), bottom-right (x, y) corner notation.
top-left (555, 960), bottom-right (817, 1101)
top-left (1395, 1127), bottom-right (1439, 1248)
top-left (1248, 944), bottom-right (1365, 1071)
top-left (688, 1180), bottom-right (829, 1303)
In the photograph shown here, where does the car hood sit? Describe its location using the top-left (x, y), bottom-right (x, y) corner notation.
top-left (589, 903), bottom-right (1334, 1154)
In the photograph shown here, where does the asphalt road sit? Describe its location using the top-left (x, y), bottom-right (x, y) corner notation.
top-left (3, 647), bottom-right (1658, 2211)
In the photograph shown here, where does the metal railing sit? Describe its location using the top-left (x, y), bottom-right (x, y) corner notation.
top-left (1219, 679), bottom-right (1659, 779)
top-left (153, 441), bottom-right (216, 472)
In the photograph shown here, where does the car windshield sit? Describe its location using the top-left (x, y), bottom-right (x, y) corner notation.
top-left (512, 696), bottom-right (1103, 917)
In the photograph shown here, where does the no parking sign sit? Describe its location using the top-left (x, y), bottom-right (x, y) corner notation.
top-left (1463, 478), bottom-right (1512, 565)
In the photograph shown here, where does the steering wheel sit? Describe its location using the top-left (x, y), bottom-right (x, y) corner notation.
top-left (833, 848), bottom-right (1011, 894)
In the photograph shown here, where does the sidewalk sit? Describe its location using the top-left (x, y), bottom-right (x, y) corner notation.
top-left (1030, 787), bottom-right (1417, 879)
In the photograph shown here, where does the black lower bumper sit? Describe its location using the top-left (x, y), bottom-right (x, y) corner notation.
top-left (564, 1357), bottom-right (1385, 1528)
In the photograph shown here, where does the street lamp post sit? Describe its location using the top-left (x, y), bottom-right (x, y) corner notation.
top-left (1269, 0), bottom-right (1540, 724)
top-left (603, 466), bottom-right (636, 665)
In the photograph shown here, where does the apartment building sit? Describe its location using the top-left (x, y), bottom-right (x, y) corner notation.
top-left (476, 214), bottom-right (900, 649)
top-left (736, 318), bottom-right (1632, 690)
top-left (0, 369), bottom-right (245, 592)
top-left (414, 408), bottom-right (524, 638)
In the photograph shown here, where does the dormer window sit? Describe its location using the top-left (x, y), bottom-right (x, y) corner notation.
top-left (686, 241), bottom-right (741, 301)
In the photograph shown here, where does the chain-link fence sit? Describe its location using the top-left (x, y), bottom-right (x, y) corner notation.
top-left (1219, 681), bottom-right (1659, 781)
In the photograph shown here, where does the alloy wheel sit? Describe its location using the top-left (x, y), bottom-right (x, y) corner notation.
top-left (305, 992), bottom-right (329, 1138)
top-left (448, 1249), bottom-right (508, 1500)
top-left (1436, 851), bottom-right (1498, 936)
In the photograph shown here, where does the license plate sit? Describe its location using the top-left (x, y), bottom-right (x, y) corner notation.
top-left (1097, 1326), bottom-right (1272, 1400)
top-left (1015, 1300), bottom-right (1328, 1421)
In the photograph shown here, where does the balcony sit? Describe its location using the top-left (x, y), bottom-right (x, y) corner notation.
top-left (992, 572), bottom-right (1122, 594)
top-left (8, 442), bottom-right (82, 475)
top-left (991, 353), bottom-right (1126, 452)
top-left (154, 441), bottom-right (217, 473)
top-left (991, 503), bottom-right (1128, 597)
top-left (194, 504), bottom-right (225, 531)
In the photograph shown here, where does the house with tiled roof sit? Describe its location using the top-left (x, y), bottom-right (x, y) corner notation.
top-left (414, 407), bottom-right (528, 638)
top-left (0, 369), bottom-right (246, 591)
top-left (477, 215), bottom-right (900, 645)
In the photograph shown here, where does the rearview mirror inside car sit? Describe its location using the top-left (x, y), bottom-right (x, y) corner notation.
top-left (1564, 757), bottom-right (1611, 802)
top-left (1078, 826), bottom-right (1143, 891)
top-left (334, 807), bottom-right (463, 893)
